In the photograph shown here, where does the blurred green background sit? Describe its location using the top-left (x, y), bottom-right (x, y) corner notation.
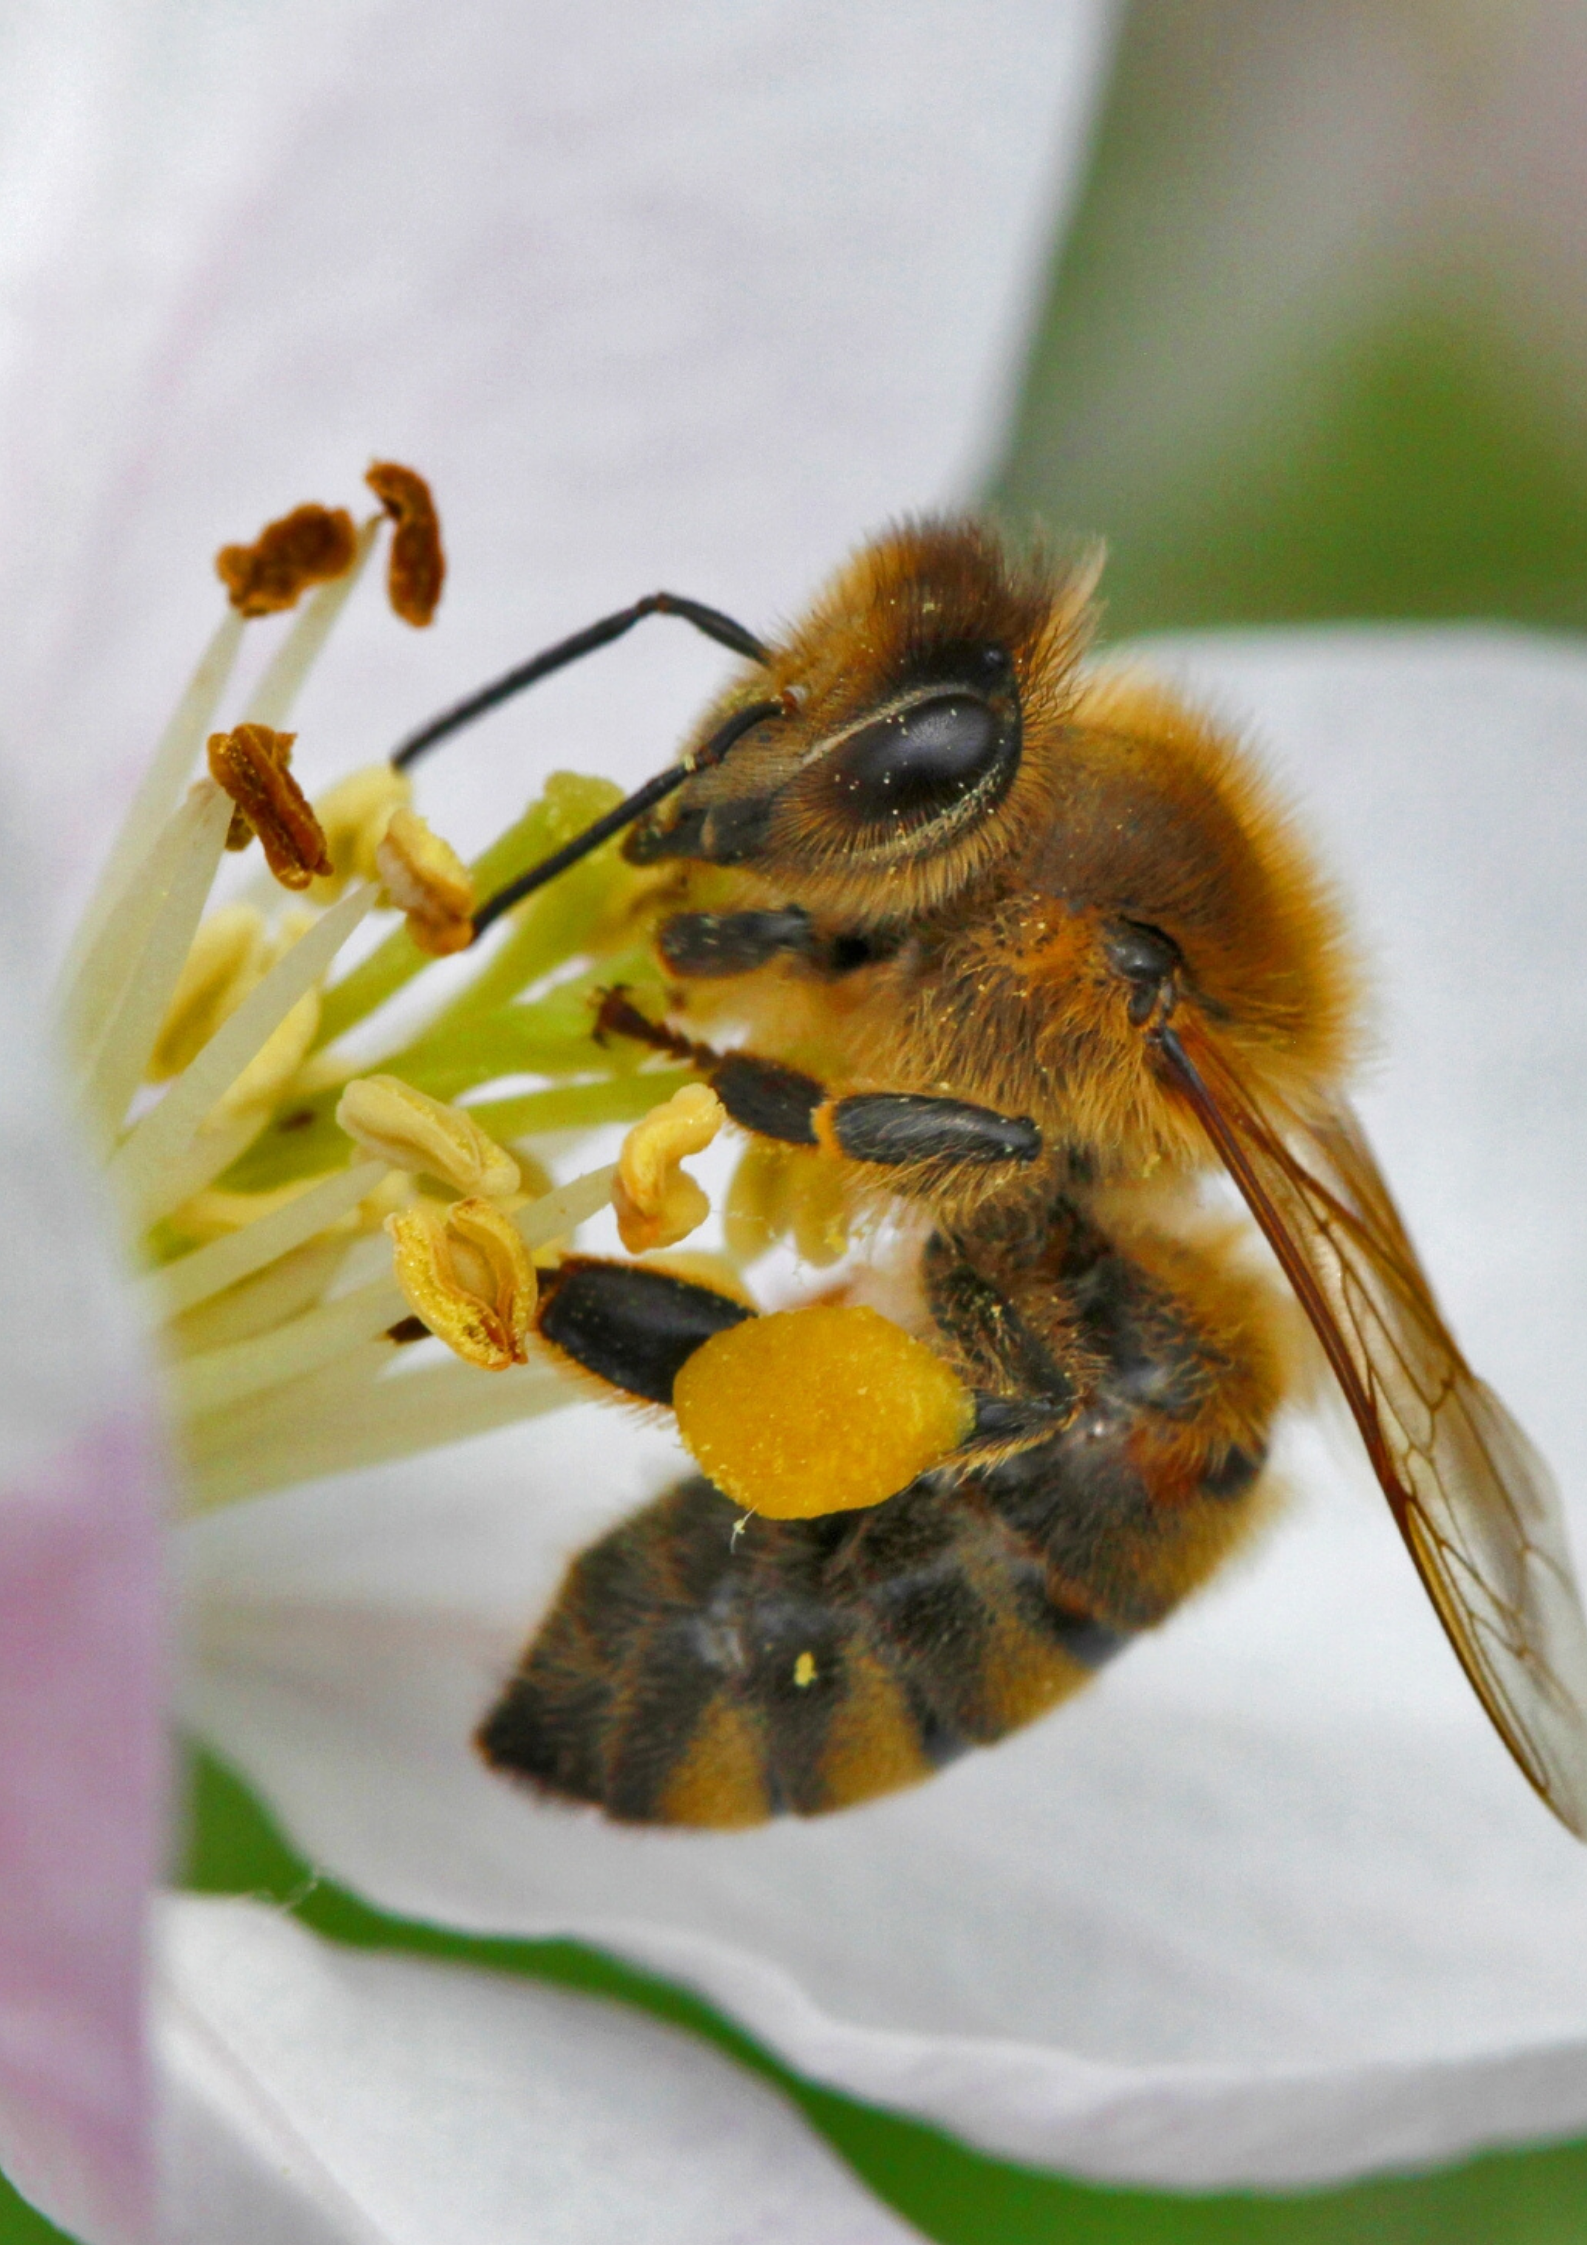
top-left (9, 3), bottom-right (1587, 2238)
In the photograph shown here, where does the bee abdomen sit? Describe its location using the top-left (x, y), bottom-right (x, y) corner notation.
top-left (477, 1475), bottom-right (1115, 1826)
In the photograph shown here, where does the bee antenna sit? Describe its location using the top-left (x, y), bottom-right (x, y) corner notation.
top-left (390, 594), bottom-right (770, 771)
top-left (468, 695), bottom-right (790, 940)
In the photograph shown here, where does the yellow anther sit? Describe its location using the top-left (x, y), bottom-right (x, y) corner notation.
top-left (311, 764), bottom-right (413, 900)
top-left (793, 1651), bottom-right (817, 1688)
top-left (147, 905), bottom-right (269, 1081)
top-left (385, 1196), bottom-right (536, 1371)
top-left (613, 1082), bottom-right (725, 1254)
top-left (336, 1075), bottom-right (520, 1199)
top-left (376, 807), bottom-right (475, 956)
top-left (672, 1303), bottom-right (974, 1518)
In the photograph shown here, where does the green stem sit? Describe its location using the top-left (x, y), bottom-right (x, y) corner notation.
top-left (313, 772), bottom-right (624, 1049)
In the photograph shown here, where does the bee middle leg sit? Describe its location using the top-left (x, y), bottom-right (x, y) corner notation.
top-left (598, 989), bottom-right (1041, 1176)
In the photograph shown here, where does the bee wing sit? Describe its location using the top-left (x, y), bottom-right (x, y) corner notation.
top-left (1157, 1019), bottom-right (1587, 1836)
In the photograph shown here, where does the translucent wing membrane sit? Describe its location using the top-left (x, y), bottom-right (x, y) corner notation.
top-left (1158, 1020), bottom-right (1587, 1837)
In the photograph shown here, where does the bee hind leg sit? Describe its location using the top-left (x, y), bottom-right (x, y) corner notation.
top-left (533, 1255), bottom-right (752, 1404)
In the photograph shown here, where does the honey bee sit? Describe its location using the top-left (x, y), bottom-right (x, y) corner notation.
top-left (396, 520), bottom-right (1587, 1832)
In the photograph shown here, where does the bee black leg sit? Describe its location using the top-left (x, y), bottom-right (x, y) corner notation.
top-left (922, 1233), bottom-right (1081, 1457)
top-left (535, 1256), bottom-right (753, 1403)
top-left (706, 1046), bottom-right (1041, 1167)
top-left (657, 907), bottom-right (818, 978)
top-left (597, 990), bottom-right (1040, 1170)
top-left (657, 908), bottom-right (902, 980)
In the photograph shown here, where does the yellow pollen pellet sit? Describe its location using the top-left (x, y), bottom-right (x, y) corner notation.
top-left (385, 1196), bottom-right (536, 1371)
top-left (376, 807), bottom-right (475, 956)
top-left (672, 1303), bottom-right (974, 1518)
top-left (337, 1075), bottom-right (520, 1199)
top-left (613, 1082), bottom-right (725, 1254)
top-left (793, 1651), bottom-right (817, 1688)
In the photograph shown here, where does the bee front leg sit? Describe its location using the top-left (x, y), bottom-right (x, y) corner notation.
top-left (657, 907), bottom-right (901, 979)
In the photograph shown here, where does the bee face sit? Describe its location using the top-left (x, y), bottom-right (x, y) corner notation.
top-left (626, 520), bottom-right (1092, 918)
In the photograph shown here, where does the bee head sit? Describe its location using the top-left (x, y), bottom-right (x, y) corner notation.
top-left (624, 519), bottom-right (1098, 919)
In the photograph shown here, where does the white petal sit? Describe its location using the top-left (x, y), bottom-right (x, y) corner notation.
top-left (0, 0), bottom-right (1118, 921)
top-left (152, 1894), bottom-right (918, 2244)
top-left (184, 629), bottom-right (1587, 2189)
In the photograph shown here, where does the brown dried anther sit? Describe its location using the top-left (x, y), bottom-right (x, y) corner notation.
top-left (207, 725), bottom-right (334, 890)
top-left (365, 461), bottom-right (446, 627)
top-left (215, 504), bottom-right (358, 617)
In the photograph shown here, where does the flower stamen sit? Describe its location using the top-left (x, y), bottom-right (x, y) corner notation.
top-left (109, 884), bottom-right (374, 1227)
top-left (365, 462), bottom-right (446, 626)
top-left (215, 502), bottom-right (358, 616)
top-left (376, 807), bottom-right (475, 956)
top-left (147, 905), bottom-right (268, 1081)
top-left (311, 764), bottom-right (413, 899)
top-left (336, 1076), bottom-right (520, 1199)
top-left (613, 1082), bottom-right (724, 1253)
top-left (386, 1197), bottom-right (536, 1370)
top-left (207, 724), bottom-right (334, 888)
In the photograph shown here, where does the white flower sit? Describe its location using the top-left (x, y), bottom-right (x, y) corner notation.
top-left (184, 624), bottom-right (1587, 2189)
top-left (0, 1), bottom-right (1115, 2237)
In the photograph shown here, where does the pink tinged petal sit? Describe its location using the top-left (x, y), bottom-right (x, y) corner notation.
top-left (154, 1896), bottom-right (921, 2244)
top-left (181, 632), bottom-right (1587, 2189)
top-left (0, 798), bottom-right (168, 2240)
top-left (0, 1418), bottom-right (166, 2245)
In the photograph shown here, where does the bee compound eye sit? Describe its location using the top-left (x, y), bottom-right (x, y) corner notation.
top-left (826, 692), bottom-right (1012, 830)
